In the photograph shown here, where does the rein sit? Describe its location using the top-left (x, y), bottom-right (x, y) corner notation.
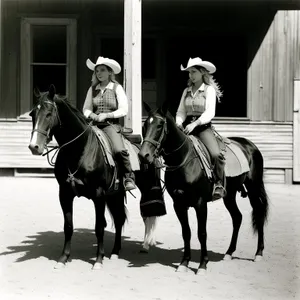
top-left (144, 115), bottom-right (192, 171)
top-left (43, 124), bottom-right (92, 167)
top-left (32, 99), bottom-right (91, 167)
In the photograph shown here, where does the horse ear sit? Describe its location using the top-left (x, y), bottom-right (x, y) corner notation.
top-left (49, 84), bottom-right (56, 99)
top-left (33, 87), bottom-right (40, 98)
top-left (160, 100), bottom-right (169, 116)
top-left (143, 101), bottom-right (152, 114)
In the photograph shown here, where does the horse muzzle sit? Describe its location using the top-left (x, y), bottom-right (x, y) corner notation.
top-left (138, 148), bottom-right (154, 164)
top-left (28, 142), bottom-right (44, 155)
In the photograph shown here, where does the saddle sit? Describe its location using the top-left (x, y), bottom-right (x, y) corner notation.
top-left (91, 125), bottom-right (141, 171)
top-left (189, 131), bottom-right (250, 180)
top-left (121, 127), bottom-right (142, 144)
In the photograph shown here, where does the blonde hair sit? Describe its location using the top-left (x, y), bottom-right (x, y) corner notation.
top-left (91, 65), bottom-right (119, 87)
top-left (187, 66), bottom-right (223, 102)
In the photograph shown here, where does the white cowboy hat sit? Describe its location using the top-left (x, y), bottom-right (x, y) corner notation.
top-left (180, 57), bottom-right (216, 74)
top-left (86, 56), bottom-right (121, 74)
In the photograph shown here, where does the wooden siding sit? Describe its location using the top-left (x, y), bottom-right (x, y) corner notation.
top-left (0, 120), bottom-right (293, 184)
top-left (213, 121), bottom-right (293, 169)
top-left (0, 121), bottom-right (54, 169)
top-left (248, 10), bottom-right (300, 122)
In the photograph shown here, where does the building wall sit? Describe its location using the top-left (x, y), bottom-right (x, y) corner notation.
top-left (248, 10), bottom-right (300, 122)
top-left (0, 0), bottom-right (299, 183)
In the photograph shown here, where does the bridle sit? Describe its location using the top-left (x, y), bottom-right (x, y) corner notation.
top-left (143, 115), bottom-right (168, 157)
top-left (31, 99), bottom-right (62, 140)
top-left (143, 114), bottom-right (188, 158)
top-left (31, 97), bottom-right (90, 166)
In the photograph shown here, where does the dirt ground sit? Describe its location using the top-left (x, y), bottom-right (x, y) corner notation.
top-left (0, 177), bottom-right (299, 300)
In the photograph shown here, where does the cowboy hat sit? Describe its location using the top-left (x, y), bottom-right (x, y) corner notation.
top-left (86, 56), bottom-right (121, 74)
top-left (180, 57), bottom-right (216, 74)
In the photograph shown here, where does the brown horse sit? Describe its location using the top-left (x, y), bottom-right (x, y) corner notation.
top-left (28, 85), bottom-right (165, 269)
top-left (139, 102), bottom-right (269, 274)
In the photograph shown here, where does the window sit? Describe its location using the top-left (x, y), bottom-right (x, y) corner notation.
top-left (20, 18), bottom-right (77, 116)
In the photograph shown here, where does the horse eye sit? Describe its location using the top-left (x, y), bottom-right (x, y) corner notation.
top-left (46, 113), bottom-right (52, 118)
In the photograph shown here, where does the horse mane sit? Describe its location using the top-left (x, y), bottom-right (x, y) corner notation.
top-left (79, 130), bottom-right (103, 172)
top-left (53, 94), bottom-right (103, 172)
top-left (54, 95), bottom-right (88, 126)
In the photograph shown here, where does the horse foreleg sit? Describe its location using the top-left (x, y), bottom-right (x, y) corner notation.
top-left (93, 198), bottom-right (106, 270)
top-left (106, 193), bottom-right (127, 259)
top-left (195, 198), bottom-right (208, 274)
top-left (223, 187), bottom-right (241, 261)
top-left (173, 202), bottom-right (191, 272)
top-left (55, 186), bottom-right (74, 269)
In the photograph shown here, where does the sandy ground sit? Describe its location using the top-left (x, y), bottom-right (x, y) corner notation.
top-left (0, 177), bottom-right (299, 300)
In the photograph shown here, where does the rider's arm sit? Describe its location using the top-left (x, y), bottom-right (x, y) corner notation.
top-left (82, 87), bottom-right (95, 119)
top-left (106, 84), bottom-right (128, 119)
top-left (195, 85), bottom-right (216, 126)
top-left (176, 88), bottom-right (188, 126)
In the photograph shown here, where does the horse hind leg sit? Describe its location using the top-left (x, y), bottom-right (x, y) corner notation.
top-left (223, 183), bottom-right (242, 261)
top-left (55, 186), bottom-right (74, 269)
top-left (106, 193), bottom-right (127, 260)
top-left (92, 198), bottom-right (107, 270)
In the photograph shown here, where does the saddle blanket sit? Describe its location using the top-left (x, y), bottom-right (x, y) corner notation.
top-left (91, 126), bottom-right (140, 171)
top-left (189, 135), bottom-right (249, 178)
top-left (225, 141), bottom-right (250, 177)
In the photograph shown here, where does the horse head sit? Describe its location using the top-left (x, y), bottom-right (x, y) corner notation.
top-left (139, 101), bottom-right (170, 164)
top-left (28, 84), bottom-right (60, 155)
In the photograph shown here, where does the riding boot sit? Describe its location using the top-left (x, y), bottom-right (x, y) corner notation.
top-left (117, 150), bottom-right (136, 191)
top-left (212, 154), bottom-right (226, 200)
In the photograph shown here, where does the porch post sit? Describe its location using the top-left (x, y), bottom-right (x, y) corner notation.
top-left (0, 0), bottom-right (2, 103)
top-left (123, 0), bottom-right (142, 135)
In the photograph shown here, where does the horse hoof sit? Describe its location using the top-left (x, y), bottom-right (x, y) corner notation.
top-left (176, 265), bottom-right (189, 273)
top-left (254, 255), bottom-right (263, 262)
top-left (110, 254), bottom-right (119, 260)
top-left (223, 254), bottom-right (232, 261)
top-left (54, 262), bottom-right (65, 269)
top-left (139, 248), bottom-right (149, 254)
top-left (196, 268), bottom-right (207, 275)
top-left (92, 262), bottom-right (103, 270)
top-left (142, 244), bottom-right (150, 250)
top-left (140, 244), bottom-right (149, 253)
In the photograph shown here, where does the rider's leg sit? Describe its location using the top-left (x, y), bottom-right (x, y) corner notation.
top-left (102, 125), bottom-right (136, 191)
top-left (196, 127), bottom-right (226, 200)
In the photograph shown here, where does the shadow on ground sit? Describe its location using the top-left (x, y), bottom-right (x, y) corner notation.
top-left (0, 228), bottom-right (225, 271)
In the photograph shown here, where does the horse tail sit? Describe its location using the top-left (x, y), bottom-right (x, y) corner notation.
top-left (247, 145), bottom-right (269, 234)
top-left (142, 216), bottom-right (158, 251)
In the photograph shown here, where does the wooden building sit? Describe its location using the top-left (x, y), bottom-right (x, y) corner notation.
top-left (0, 0), bottom-right (300, 183)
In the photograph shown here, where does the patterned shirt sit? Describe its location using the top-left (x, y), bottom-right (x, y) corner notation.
top-left (83, 81), bottom-right (128, 119)
top-left (176, 83), bottom-right (216, 126)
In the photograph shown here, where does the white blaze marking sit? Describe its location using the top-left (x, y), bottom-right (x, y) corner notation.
top-left (149, 117), bottom-right (153, 123)
top-left (30, 117), bottom-right (40, 145)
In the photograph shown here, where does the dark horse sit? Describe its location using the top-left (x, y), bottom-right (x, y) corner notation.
top-left (28, 85), bottom-right (165, 269)
top-left (139, 102), bottom-right (269, 274)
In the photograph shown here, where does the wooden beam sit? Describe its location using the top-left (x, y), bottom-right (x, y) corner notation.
top-left (123, 0), bottom-right (142, 135)
top-left (0, 0), bottom-right (2, 108)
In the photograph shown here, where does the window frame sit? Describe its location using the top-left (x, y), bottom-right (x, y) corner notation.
top-left (20, 17), bottom-right (77, 116)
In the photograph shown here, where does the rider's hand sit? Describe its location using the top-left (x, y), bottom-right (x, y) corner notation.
top-left (184, 122), bottom-right (197, 134)
top-left (96, 113), bottom-right (108, 123)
